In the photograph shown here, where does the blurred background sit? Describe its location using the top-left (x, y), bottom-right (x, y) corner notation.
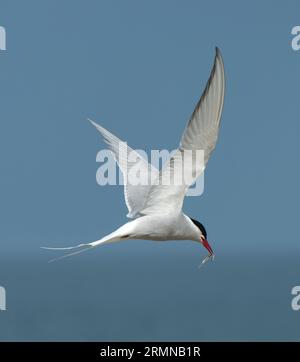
top-left (0, 0), bottom-right (299, 340)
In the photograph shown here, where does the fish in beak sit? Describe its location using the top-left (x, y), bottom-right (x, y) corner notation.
top-left (199, 236), bottom-right (215, 267)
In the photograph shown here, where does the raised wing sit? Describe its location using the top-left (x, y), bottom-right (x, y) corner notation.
top-left (89, 120), bottom-right (158, 218)
top-left (139, 47), bottom-right (225, 215)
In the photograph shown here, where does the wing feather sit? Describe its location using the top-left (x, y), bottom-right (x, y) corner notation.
top-left (139, 47), bottom-right (225, 215)
top-left (89, 120), bottom-right (158, 218)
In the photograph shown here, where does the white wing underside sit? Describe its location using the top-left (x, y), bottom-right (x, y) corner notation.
top-left (139, 48), bottom-right (225, 215)
top-left (90, 47), bottom-right (225, 218)
top-left (89, 120), bottom-right (158, 218)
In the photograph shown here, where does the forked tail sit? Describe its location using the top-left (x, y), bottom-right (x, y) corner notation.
top-left (41, 231), bottom-right (121, 263)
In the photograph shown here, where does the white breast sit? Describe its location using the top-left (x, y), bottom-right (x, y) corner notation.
top-left (119, 213), bottom-right (200, 242)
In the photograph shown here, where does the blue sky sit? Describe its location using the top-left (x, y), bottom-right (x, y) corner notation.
top-left (0, 0), bottom-right (299, 340)
top-left (0, 0), bottom-right (299, 254)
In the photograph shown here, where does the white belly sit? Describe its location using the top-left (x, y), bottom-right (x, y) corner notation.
top-left (119, 213), bottom-right (200, 242)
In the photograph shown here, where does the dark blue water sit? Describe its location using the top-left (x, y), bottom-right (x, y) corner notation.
top-left (0, 243), bottom-right (299, 341)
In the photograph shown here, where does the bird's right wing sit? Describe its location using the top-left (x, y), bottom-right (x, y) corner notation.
top-left (89, 120), bottom-right (158, 218)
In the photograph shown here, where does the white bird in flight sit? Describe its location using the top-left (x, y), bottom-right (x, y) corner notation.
top-left (44, 47), bottom-right (225, 265)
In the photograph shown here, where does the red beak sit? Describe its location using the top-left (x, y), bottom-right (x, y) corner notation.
top-left (201, 238), bottom-right (214, 255)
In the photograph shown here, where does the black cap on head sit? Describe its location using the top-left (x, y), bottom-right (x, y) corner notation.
top-left (190, 218), bottom-right (207, 239)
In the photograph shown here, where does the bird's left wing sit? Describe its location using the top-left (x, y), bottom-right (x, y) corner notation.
top-left (89, 120), bottom-right (158, 218)
top-left (139, 47), bottom-right (225, 215)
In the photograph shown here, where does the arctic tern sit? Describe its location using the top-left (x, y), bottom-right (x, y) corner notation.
top-left (44, 47), bottom-right (225, 266)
